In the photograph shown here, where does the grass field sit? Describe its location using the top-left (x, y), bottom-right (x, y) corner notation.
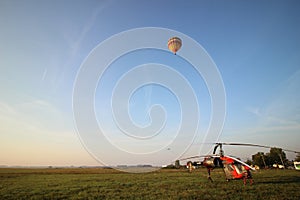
top-left (0, 167), bottom-right (299, 199)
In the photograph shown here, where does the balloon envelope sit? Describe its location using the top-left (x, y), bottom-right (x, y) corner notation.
top-left (168, 37), bottom-right (182, 54)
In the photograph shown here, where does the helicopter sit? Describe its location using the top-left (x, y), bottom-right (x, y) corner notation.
top-left (179, 143), bottom-right (300, 185)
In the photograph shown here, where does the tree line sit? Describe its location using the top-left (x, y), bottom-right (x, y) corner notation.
top-left (248, 147), bottom-right (300, 168)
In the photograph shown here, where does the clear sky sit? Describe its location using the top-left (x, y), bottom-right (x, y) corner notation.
top-left (1, 0), bottom-right (300, 167)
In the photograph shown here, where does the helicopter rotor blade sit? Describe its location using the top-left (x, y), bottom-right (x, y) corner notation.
top-left (175, 142), bottom-right (299, 164)
top-left (218, 143), bottom-right (300, 154)
top-left (178, 155), bottom-right (219, 161)
top-left (178, 156), bottom-right (200, 161)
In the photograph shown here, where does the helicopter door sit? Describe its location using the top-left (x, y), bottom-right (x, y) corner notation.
top-left (223, 163), bottom-right (234, 180)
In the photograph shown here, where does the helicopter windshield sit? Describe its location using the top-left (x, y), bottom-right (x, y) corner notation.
top-left (233, 163), bottom-right (244, 175)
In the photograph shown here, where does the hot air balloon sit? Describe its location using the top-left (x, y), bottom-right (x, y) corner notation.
top-left (168, 37), bottom-right (182, 55)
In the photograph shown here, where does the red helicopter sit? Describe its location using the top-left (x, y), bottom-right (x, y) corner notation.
top-left (179, 143), bottom-right (300, 185)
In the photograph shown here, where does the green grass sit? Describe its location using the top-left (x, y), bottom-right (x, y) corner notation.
top-left (0, 168), bottom-right (299, 199)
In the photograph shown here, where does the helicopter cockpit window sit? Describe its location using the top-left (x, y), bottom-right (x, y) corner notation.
top-left (234, 163), bottom-right (243, 174)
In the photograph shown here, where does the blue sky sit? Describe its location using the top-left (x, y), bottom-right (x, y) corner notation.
top-left (1, 0), bottom-right (300, 166)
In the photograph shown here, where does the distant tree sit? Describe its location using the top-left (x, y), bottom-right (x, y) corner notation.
top-left (252, 148), bottom-right (290, 168)
top-left (246, 159), bottom-right (253, 166)
top-left (175, 160), bottom-right (180, 169)
top-left (267, 147), bottom-right (287, 166)
top-left (252, 152), bottom-right (266, 168)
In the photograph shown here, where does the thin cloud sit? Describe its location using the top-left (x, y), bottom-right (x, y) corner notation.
top-left (53, 1), bottom-right (112, 92)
